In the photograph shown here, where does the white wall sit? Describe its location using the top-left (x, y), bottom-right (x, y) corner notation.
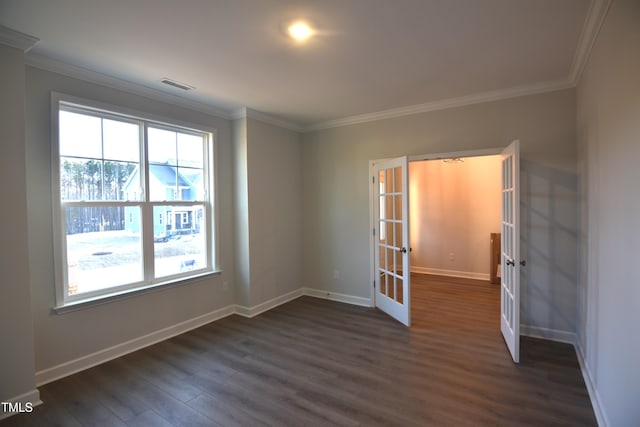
top-left (24, 67), bottom-right (236, 374)
top-left (576, 0), bottom-right (640, 425)
top-left (409, 156), bottom-right (501, 279)
top-left (0, 44), bottom-right (38, 406)
top-left (302, 89), bottom-right (578, 334)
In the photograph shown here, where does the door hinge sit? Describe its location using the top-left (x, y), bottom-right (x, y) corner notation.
top-left (372, 176), bottom-right (375, 184)
top-left (373, 280), bottom-right (376, 289)
top-left (372, 228), bottom-right (376, 237)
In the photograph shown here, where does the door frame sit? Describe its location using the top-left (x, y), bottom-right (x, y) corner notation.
top-left (368, 147), bottom-right (507, 312)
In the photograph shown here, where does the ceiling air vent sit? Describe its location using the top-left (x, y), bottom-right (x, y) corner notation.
top-left (160, 78), bottom-right (195, 91)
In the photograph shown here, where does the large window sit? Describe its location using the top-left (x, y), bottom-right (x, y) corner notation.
top-left (53, 95), bottom-right (216, 307)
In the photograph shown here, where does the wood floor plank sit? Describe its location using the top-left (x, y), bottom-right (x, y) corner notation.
top-left (1, 273), bottom-right (596, 426)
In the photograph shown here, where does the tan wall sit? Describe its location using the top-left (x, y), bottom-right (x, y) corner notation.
top-left (409, 156), bottom-right (501, 279)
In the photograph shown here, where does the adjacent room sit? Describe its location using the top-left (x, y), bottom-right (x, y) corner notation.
top-left (1, 1), bottom-right (638, 426)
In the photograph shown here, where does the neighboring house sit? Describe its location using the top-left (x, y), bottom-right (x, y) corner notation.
top-left (122, 163), bottom-right (201, 240)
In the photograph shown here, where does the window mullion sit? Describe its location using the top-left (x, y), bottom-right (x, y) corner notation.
top-left (141, 124), bottom-right (154, 283)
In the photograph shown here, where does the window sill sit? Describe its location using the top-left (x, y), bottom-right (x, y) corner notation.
top-left (52, 270), bottom-right (222, 314)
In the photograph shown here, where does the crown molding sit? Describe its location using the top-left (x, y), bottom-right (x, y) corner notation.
top-left (25, 54), bottom-right (233, 120)
top-left (568, 0), bottom-right (612, 84)
top-left (305, 79), bottom-right (574, 132)
top-left (16, 0), bottom-right (610, 134)
top-left (0, 25), bottom-right (39, 52)
top-left (232, 107), bottom-right (304, 133)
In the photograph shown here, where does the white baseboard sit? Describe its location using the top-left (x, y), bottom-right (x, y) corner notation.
top-left (35, 305), bottom-right (235, 386)
top-left (234, 288), bottom-right (304, 318)
top-left (0, 389), bottom-right (42, 421)
top-left (411, 266), bottom-right (490, 281)
top-left (520, 324), bottom-right (576, 344)
top-left (575, 343), bottom-right (609, 427)
top-left (35, 289), bottom-right (304, 385)
top-left (303, 288), bottom-right (372, 307)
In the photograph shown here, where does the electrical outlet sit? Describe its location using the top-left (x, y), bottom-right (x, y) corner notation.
top-left (333, 270), bottom-right (339, 280)
top-left (449, 252), bottom-right (455, 261)
top-left (223, 281), bottom-right (229, 291)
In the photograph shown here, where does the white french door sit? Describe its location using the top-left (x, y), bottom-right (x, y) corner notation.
top-left (373, 157), bottom-right (411, 326)
top-left (500, 140), bottom-right (521, 363)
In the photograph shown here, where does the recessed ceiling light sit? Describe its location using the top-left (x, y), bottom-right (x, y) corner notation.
top-left (287, 20), bottom-right (314, 42)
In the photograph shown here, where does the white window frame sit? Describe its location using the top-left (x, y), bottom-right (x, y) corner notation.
top-left (51, 92), bottom-right (219, 310)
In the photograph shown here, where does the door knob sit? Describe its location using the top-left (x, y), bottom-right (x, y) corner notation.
top-left (506, 258), bottom-right (515, 267)
top-left (398, 247), bottom-right (407, 253)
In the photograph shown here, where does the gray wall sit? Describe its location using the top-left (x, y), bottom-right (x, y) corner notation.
top-left (0, 44), bottom-right (38, 404)
top-left (246, 118), bottom-right (303, 305)
top-left (576, 0), bottom-right (640, 425)
top-left (233, 117), bottom-right (251, 306)
top-left (302, 89), bottom-right (578, 334)
top-left (24, 67), bottom-right (236, 372)
top-left (233, 116), bottom-right (303, 308)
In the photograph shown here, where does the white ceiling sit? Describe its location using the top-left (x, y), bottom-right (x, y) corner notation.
top-left (1, 0), bottom-right (602, 130)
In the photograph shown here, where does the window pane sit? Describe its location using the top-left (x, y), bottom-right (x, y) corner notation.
top-left (153, 205), bottom-right (206, 278)
top-left (178, 167), bottom-right (204, 201)
top-left (149, 164), bottom-right (178, 201)
top-left (105, 161), bottom-right (139, 201)
top-left (66, 206), bottom-right (143, 296)
top-left (60, 158), bottom-right (103, 201)
top-left (177, 133), bottom-right (204, 168)
top-left (59, 110), bottom-right (102, 159)
top-left (148, 127), bottom-right (176, 165)
top-left (60, 159), bottom-right (140, 201)
top-left (103, 119), bottom-right (140, 162)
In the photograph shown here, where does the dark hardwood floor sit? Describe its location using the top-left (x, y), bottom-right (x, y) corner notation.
top-left (2, 274), bottom-right (596, 426)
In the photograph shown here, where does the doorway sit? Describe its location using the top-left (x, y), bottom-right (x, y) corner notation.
top-left (408, 155), bottom-right (502, 282)
top-left (408, 154), bottom-right (502, 330)
top-left (370, 142), bottom-right (522, 362)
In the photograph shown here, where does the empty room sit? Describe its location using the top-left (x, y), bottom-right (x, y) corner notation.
top-left (1, 1), bottom-right (638, 426)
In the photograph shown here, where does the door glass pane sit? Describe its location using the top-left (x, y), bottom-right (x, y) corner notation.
top-left (386, 222), bottom-right (394, 246)
top-left (394, 250), bottom-right (403, 274)
top-left (66, 206), bottom-right (143, 296)
top-left (394, 167), bottom-right (402, 192)
top-left (394, 195), bottom-right (402, 219)
top-left (396, 276), bottom-right (404, 304)
top-left (378, 242), bottom-right (386, 271)
top-left (386, 247), bottom-right (394, 272)
top-left (385, 169), bottom-right (393, 194)
top-left (387, 275), bottom-right (396, 299)
top-left (385, 194), bottom-right (394, 219)
top-left (378, 170), bottom-right (386, 194)
top-left (396, 222), bottom-right (404, 248)
top-left (154, 205), bottom-right (206, 278)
